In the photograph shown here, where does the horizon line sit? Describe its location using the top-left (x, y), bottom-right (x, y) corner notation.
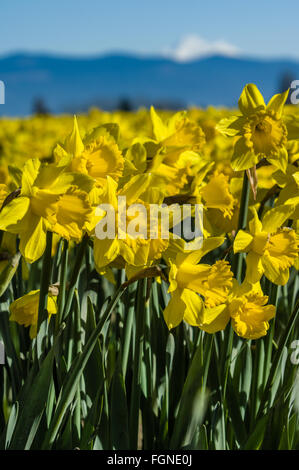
top-left (1, 49), bottom-right (299, 65)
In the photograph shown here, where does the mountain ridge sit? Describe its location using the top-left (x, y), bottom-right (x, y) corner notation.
top-left (0, 52), bottom-right (298, 115)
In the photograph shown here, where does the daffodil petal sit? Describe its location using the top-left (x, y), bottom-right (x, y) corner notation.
top-left (64, 116), bottom-right (84, 157)
top-left (215, 116), bottom-right (244, 136)
top-left (238, 83), bottom-right (266, 116)
top-left (163, 288), bottom-right (186, 330)
top-left (249, 208), bottom-right (263, 235)
top-left (266, 89), bottom-right (289, 118)
top-left (181, 289), bottom-right (204, 327)
top-left (199, 304), bottom-right (230, 334)
top-left (176, 236), bottom-right (225, 266)
top-left (21, 159), bottom-right (40, 196)
top-left (262, 204), bottom-right (295, 233)
top-left (262, 253), bottom-right (290, 285)
top-left (267, 147), bottom-right (288, 173)
top-left (19, 216), bottom-right (47, 263)
top-left (94, 237), bottom-right (119, 270)
top-left (0, 197), bottom-right (30, 231)
top-left (234, 230), bottom-right (253, 253)
top-left (119, 174), bottom-right (151, 205)
top-left (231, 137), bottom-right (258, 171)
top-left (245, 251), bottom-right (264, 283)
top-left (150, 106), bottom-right (168, 141)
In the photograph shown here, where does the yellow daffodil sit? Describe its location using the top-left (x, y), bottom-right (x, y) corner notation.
top-left (93, 175), bottom-right (168, 273)
top-left (190, 170), bottom-right (239, 237)
top-left (200, 280), bottom-right (275, 339)
top-left (10, 289), bottom-right (57, 339)
top-left (234, 205), bottom-right (298, 285)
top-left (150, 106), bottom-right (206, 158)
top-left (0, 158), bottom-right (93, 262)
top-left (217, 84), bottom-right (289, 172)
top-left (53, 187), bottom-right (93, 241)
top-left (130, 107), bottom-right (208, 196)
top-left (200, 172), bottom-right (236, 218)
top-left (122, 140), bottom-right (190, 197)
top-left (273, 165), bottom-right (299, 221)
top-left (189, 280), bottom-right (275, 339)
top-left (229, 282), bottom-right (276, 339)
top-left (163, 237), bottom-right (233, 329)
top-left (0, 100), bottom-right (297, 347)
top-left (55, 116), bottom-right (124, 188)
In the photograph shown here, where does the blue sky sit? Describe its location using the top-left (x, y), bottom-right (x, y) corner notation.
top-left (1, 0), bottom-right (299, 60)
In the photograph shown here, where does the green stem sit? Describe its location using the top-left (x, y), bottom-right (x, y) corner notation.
top-left (121, 281), bottom-right (137, 377)
top-left (263, 283), bottom-right (278, 385)
top-left (72, 291), bottom-right (82, 445)
top-left (223, 171), bottom-right (250, 418)
top-left (37, 232), bottom-right (53, 330)
top-left (250, 338), bottom-right (265, 426)
top-left (61, 234), bottom-right (89, 322)
top-left (42, 283), bottom-right (126, 448)
top-left (55, 238), bottom-right (68, 334)
top-left (256, 299), bottom-right (299, 419)
top-left (36, 231), bottom-right (53, 362)
top-left (222, 326), bottom-right (234, 399)
top-left (233, 171), bottom-right (250, 280)
top-left (129, 279), bottom-right (146, 450)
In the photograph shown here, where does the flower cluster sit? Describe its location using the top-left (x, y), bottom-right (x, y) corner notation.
top-left (0, 84), bottom-right (298, 340)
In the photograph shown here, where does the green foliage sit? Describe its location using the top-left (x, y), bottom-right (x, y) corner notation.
top-left (0, 234), bottom-right (298, 450)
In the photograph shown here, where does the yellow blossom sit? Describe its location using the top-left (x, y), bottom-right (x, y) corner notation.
top-left (229, 282), bottom-right (276, 339)
top-left (0, 158), bottom-right (93, 262)
top-left (10, 290), bottom-right (57, 339)
top-left (163, 237), bottom-right (233, 329)
top-left (234, 206), bottom-right (298, 285)
top-left (217, 84), bottom-right (289, 172)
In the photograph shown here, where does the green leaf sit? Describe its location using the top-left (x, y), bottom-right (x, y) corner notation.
top-left (8, 348), bottom-right (55, 449)
top-left (240, 342), bottom-right (252, 419)
top-left (110, 366), bottom-right (129, 450)
top-left (257, 300), bottom-right (299, 419)
top-left (170, 343), bottom-right (209, 449)
top-left (226, 375), bottom-right (247, 445)
top-left (83, 297), bottom-right (105, 401)
top-left (4, 401), bottom-right (19, 449)
top-left (242, 415), bottom-right (268, 450)
top-left (196, 424), bottom-right (209, 450)
top-left (0, 252), bottom-right (21, 297)
top-left (129, 280), bottom-right (146, 449)
top-left (42, 284), bottom-right (126, 448)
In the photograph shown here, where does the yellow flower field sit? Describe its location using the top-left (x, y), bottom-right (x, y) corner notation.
top-left (0, 83), bottom-right (298, 450)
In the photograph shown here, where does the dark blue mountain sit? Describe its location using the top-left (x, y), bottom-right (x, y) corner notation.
top-left (0, 52), bottom-right (299, 115)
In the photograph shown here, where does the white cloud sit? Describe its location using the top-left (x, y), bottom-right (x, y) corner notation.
top-left (163, 34), bottom-right (241, 62)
